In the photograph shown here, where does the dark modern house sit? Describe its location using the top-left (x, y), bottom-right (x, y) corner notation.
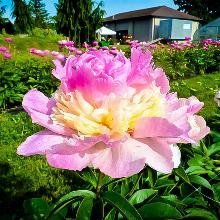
top-left (104, 6), bottom-right (202, 42)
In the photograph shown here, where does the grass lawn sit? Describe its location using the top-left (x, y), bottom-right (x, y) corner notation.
top-left (0, 34), bottom-right (61, 55)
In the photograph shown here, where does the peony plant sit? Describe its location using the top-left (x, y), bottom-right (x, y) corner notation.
top-left (17, 47), bottom-right (209, 218)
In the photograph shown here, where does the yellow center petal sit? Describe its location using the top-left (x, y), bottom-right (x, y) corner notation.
top-left (51, 84), bottom-right (166, 138)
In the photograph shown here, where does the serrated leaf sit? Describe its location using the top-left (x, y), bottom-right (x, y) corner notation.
top-left (102, 191), bottom-right (142, 220)
top-left (129, 189), bottom-right (157, 205)
top-left (76, 197), bottom-right (93, 220)
top-left (138, 202), bottom-right (182, 219)
top-left (189, 175), bottom-right (212, 190)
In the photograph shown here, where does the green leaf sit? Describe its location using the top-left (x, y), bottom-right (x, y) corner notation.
top-left (102, 191), bottom-right (142, 220)
top-left (208, 142), bottom-right (220, 156)
top-left (188, 154), bottom-right (205, 166)
top-left (76, 197), bottom-right (94, 220)
top-left (23, 198), bottom-right (50, 218)
top-left (210, 131), bottom-right (220, 142)
top-left (186, 166), bottom-right (206, 174)
top-left (173, 166), bottom-right (190, 184)
top-left (121, 180), bottom-right (130, 196)
top-left (104, 209), bottom-right (116, 220)
top-left (49, 190), bottom-right (96, 217)
top-left (78, 168), bottom-right (97, 189)
top-left (138, 202), bottom-right (182, 219)
top-left (129, 189), bottom-right (157, 205)
top-left (147, 167), bottom-right (157, 187)
top-left (189, 175), bottom-right (212, 190)
top-left (184, 208), bottom-right (218, 220)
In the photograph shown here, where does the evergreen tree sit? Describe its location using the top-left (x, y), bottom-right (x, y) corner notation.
top-left (56, 0), bottom-right (105, 44)
top-left (0, 0), bottom-right (6, 26)
top-left (29, 0), bottom-right (49, 28)
top-left (12, 0), bottom-right (33, 33)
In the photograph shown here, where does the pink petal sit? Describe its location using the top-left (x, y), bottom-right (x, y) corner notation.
top-left (92, 137), bottom-right (178, 177)
top-left (22, 89), bottom-right (73, 136)
top-left (188, 115), bottom-right (210, 142)
top-left (127, 47), bottom-right (170, 94)
top-left (17, 130), bottom-right (109, 157)
top-left (17, 130), bottom-right (66, 155)
top-left (52, 59), bottom-right (64, 80)
top-left (153, 68), bottom-right (170, 94)
top-left (46, 142), bottom-right (106, 171)
top-left (133, 117), bottom-right (183, 139)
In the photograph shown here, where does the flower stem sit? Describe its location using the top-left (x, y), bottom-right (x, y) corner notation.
top-left (96, 171), bottom-right (104, 198)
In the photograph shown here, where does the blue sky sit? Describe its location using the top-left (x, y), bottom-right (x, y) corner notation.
top-left (1, 0), bottom-right (177, 20)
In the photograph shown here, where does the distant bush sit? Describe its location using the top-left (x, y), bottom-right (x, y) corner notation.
top-left (29, 27), bottom-right (64, 41)
top-left (0, 56), bottom-right (59, 109)
top-left (153, 45), bottom-right (220, 79)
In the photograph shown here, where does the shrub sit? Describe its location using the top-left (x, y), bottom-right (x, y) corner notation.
top-left (0, 56), bottom-right (59, 109)
top-left (153, 44), bottom-right (220, 79)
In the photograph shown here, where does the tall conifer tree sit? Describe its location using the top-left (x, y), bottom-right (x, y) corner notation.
top-left (12, 0), bottom-right (32, 33)
top-left (56, 0), bottom-right (105, 44)
top-left (29, 0), bottom-right (49, 28)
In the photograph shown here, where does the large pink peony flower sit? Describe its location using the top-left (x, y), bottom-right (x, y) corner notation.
top-left (17, 48), bottom-right (209, 178)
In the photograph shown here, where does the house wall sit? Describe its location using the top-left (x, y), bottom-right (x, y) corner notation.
top-left (105, 18), bottom-right (153, 42)
top-left (153, 17), bottom-right (167, 39)
top-left (105, 17), bottom-right (200, 41)
top-left (133, 18), bottom-right (153, 41)
top-left (191, 21), bottom-right (200, 40)
top-left (171, 19), bottom-right (192, 39)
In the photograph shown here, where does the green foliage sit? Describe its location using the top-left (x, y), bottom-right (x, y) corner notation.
top-left (12, 0), bottom-right (33, 33)
top-left (0, 112), bottom-right (84, 218)
top-left (29, 0), bottom-right (49, 29)
top-left (170, 73), bottom-right (220, 129)
top-left (174, 0), bottom-right (220, 23)
top-left (0, 55), bottom-right (58, 109)
top-left (56, 0), bottom-right (105, 44)
top-left (153, 45), bottom-right (220, 79)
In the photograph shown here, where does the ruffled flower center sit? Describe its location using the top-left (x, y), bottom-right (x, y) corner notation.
top-left (51, 84), bottom-right (166, 139)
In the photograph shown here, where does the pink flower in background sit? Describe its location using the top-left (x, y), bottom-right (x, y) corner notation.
top-left (92, 41), bottom-right (99, 46)
top-left (75, 50), bottom-right (83, 55)
top-left (58, 40), bottom-right (74, 48)
top-left (109, 49), bottom-right (118, 55)
top-left (101, 46), bottom-right (109, 50)
top-left (4, 53), bottom-right (12, 59)
top-left (82, 42), bottom-right (89, 48)
top-left (51, 51), bottom-right (59, 56)
top-left (185, 36), bottom-right (191, 41)
top-left (4, 37), bottom-right (13, 43)
top-left (29, 48), bottom-right (37, 54)
top-left (55, 53), bottom-right (65, 62)
top-left (89, 47), bottom-right (98, 51)
top-left (0, 46), bottom-right (8, 53)
top-left (68, 47), bottom-right (76, 52)
top-left (17, 48), bottom-right (209, 178)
